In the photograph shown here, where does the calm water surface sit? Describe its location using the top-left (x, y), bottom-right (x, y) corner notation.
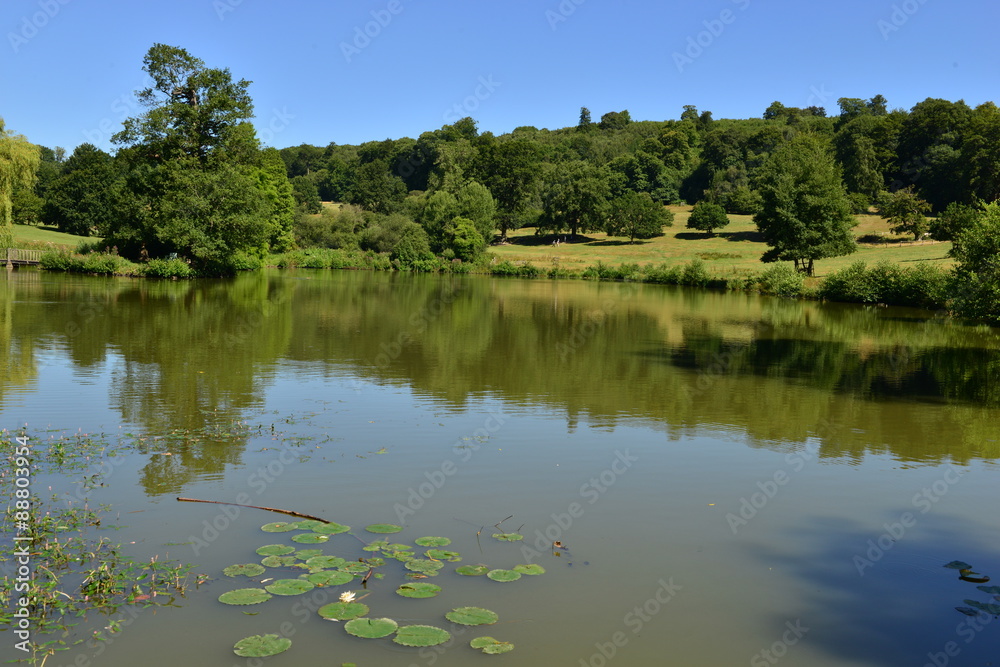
top-left (1, 268), bottom-right (999, 666)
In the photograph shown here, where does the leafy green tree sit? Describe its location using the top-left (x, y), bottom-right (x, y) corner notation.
top-left (455, 180), bottom-right (496, 242)
top-left (345, 159), bottom-right (407, 213)
top-left (291, 175), bottom-right (321, 213)
top-left (607, 191), bottom-right (671, 243)
top-left (687, 201), bottom-right (729, 236)
top-left (578, 107), bottom-right (593, 133)
top-left (0, 118), bottom-right (40, 247)
top-left (930, 201), bottom-right (980, 241)
top-left (949, 203), bottom-right (1000, 323)
top-left (895, 98), bottom-right (972, 210)
top-left (110, 44), bottom-right (294, 271)
top-left (877, 186), bottom-right (931, 240)
top-left (961, 102), bottom-right (1000, 203)
top-left (44, 144), bottom-right (120, 236)
top-left (599, 110), bottom-right (631, 131)
top-left (444, 216), bottom-right (486, 261)
top-left (537, 161), bottom-right (610, 238)
top-left (754, 135), bottom-right (857, 276)
top-left (473, 137), bottom-right (542, 241)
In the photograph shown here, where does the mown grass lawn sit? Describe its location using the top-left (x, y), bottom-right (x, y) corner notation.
top-left (488, 206), bottom-right (952, 279)
top-left (13, 224), bottom-right (99, 248)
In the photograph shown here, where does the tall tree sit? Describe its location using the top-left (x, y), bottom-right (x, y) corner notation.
top-left (111, 44), bottom-right (295, 270)
top-left (0, 118), bottom-right (40, 248)
top-left (877, 186), bottom-right (931, 240)
top-left (577, 107), bottom-right (593, 133)
top-left (754, 135), bottom-right (857, 276)
top-left (961, 102), bottom-right (1000, 204)
top-left (472, 136), bottom-right (542, 241)
top-left (686, 201), bottom-right (729, 236)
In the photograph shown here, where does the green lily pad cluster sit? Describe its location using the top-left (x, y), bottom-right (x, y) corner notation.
top-left (220, 520), bottom-right (538, 657)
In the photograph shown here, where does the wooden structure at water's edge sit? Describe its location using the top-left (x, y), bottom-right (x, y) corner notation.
top-left (4, 248), bottom-right (42, 267)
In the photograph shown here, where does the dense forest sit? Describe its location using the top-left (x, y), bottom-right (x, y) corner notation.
top-left (2, 44), bottom-right (999, 318)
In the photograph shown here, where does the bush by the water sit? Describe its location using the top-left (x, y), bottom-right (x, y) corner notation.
top-left (819, 260), bottom-right (948, 309)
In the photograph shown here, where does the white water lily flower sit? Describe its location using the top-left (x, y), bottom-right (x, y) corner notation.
top-left (339, 591), bottom-right (356, 603)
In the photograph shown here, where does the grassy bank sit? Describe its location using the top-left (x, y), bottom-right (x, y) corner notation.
top-left (488, 206), bottom-right (953, 281)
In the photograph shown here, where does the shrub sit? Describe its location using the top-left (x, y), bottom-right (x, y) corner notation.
top-left (687, 202), bottom-right (730, 236)
top-left (680, 259), bottom-right (710, 287)
top-left (756, 264), bottom-right (804, 297)
top-left (143, 258), bottom-right (195, 278)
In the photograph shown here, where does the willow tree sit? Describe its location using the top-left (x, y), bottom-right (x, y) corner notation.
top-left (0, 119), bottom-right (40, 248)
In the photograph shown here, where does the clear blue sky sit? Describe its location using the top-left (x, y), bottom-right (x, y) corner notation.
top-left (2, 0), bottom-right (996, 153)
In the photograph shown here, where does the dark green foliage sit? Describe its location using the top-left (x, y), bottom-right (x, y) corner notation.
top-left (606, 191), bottom-right (672, 243)
top-left (949, 203), bottom-right (1000, 323)
top-left (43, 144), bottom-right (119, 236)
top-left (725, 186), bottom-right (762, 215)
top-left (537, 161), bottom-right (610, 238)
top-left (754, 135), bottom-right (857, 276)
top-left (930, 201), bottom-right (980, 241)
top-left (876, 186), bottom-right (931, 240)
top-left (819, 260), bottom-right (949, 309)
top-left (846, 192), bottom-right (872, 215)
top-left (599, 110), bottom-right (632, 131)
top-left (291, 175), bottom-right (321, 213)
top-left (294, 205), bottom-right (364, 249)
top-left (687, 201), bottom-right (729, 236)
top-left (755, 264), bottom-right (805, 297)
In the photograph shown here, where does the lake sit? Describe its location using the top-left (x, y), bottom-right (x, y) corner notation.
top-left (2, 268), bottom-right (999, 666)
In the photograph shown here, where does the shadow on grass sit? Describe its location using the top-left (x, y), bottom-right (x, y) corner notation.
top-left (503, 233), bottom-right (597, 247)
top-left (721, 230), bottom-right (764, 243)
top-left (588, 239), bottom-right (654, 247)
top-left (673, 232), bottom-right (715, 241)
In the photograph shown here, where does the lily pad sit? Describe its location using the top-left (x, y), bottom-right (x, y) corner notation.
top-left (339, 562), bottom-right (371, 574)
top-left (384, 543), bottom-right (413, 551)
top-left (265, 579), bottom-right (316, 596)
top-left (313, 522), bottom-right (351, 535)
top-left (956, 606), bottom-right (982, 617)
top-left (256, 544), bottom-right (295, 556)
top-left (415, 536), bottom-right (451, 547)
top-left (224, 563), bottom-right (266, 577)
top-left (363, 539), bottom-right (389, 552)
top-left (233, 634), bottom-right (291, 657)
top-left (944, 560), bottom-right (974, 570)
top-left (304, 570), bottom-right (354, 587)
top-left (393, 625), bottom-right (451, 647)
top-left (261, 521), bottom-right (297, 533)
top-left (977, 585), bottom-right (1000, 594)
top-left (405, 559), bottom-right (445, 575)
top-left (260, 555), bottom-right (297, 568)
top-left (295, 549), bottom-right (324, 560)
top-left (963, 599), bottom-right (1000, 615)
top-left (292, 532), bottom-right (329, 544)
top-left (365, 523), bottom-right (403, 534)
top-left (344, 617), bottom-right (398, 639)
top-left (293, 519), bottom-right (326, 530)
top-left (318, 601), bottom-right (370, 621)
top-left (456, 565), bottom-right (490, 576)
top-left (426, 549), bottom-right (462, 562)
top-left (487, 569), bottom-right (521, 582)
top-left (513, 564), bottom-right (546, 575)
top-left (219, 588), bottom-right (272, 605)
top-left (471, 636), bottom-right (515, 655)
top-left (445, 607), bottom-right (499, 626)
top-left (306, 556), bottom-right (347, 569)
top-left (395, 582), bottom-right (442, 599)
top-left (492, 533), bottom-right (523, 542)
